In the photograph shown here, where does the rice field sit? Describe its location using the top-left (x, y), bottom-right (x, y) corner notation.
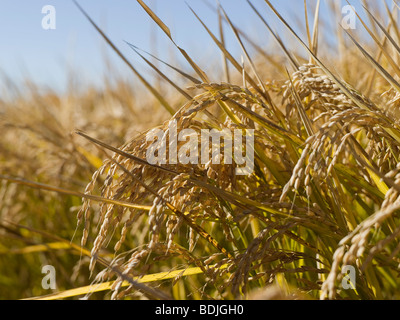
top-left (1, 0), bottom-right (400, 300)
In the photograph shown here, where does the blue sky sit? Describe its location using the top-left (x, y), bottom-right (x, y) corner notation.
top-left (0, 0), bottom-right (391, 92)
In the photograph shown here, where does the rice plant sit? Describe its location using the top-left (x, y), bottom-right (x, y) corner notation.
top-left (1, 0), bottom-right (400, 300)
